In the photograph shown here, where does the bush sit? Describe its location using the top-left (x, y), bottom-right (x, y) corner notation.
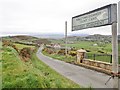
top-left (86, 49), bottom-right (91, 52)
top-left (2, 40), bottom-right (12, 46)
top-left (43, 48), bottom-right (54, 54)
top-left (98, 50), bottom-right (104, 53)
top-left (11, 45), bottom-right (19, 53)
top-left (57, 50), bottom-right (65, 55)
top-left (68, 51), bottom-right (77, 56)
top-left (20, 47), bottom-right (32, 59)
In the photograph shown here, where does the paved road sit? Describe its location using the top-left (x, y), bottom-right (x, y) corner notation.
top-left (36, 47), bottom-right (113, 88)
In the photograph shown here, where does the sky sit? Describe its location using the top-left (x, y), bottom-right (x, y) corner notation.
top-left (0, 0), bottom-right (119, 36)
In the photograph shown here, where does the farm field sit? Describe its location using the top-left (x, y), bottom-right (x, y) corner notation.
top-left (14, 43), bottom-right (35, 50)
top-left (63, 41), bottom-right (112, 54)
top-left (48, 40), bottom-right (113, 63)
top-left (2, 42), bottom-right (80, 88)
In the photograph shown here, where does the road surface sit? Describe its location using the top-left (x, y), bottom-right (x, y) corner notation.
top-left (36, 47), bottom-right (114, 88)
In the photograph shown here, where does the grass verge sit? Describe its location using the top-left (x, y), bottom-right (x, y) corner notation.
top-left (2, 46), bottom-right (80, 88)
top-left (42, 51), bottom-right (76, 63)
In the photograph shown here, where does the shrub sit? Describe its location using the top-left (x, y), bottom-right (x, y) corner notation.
top-left (20, 47), bottom-right (32, 59)
top-left (68, 51), bottom-right (77, 56)
top-left (57, 50), bottom-right (65, 55)
top-left (43, 48), bottom-right (54, 54)
top-left (86, 49), bottom-right (91, 52)
top-left (2, 40), bottom-right (12, 46)
top-left (98, 50), bottom-right (104, 53)
top-left (11, 45), bottom-right (19, 52)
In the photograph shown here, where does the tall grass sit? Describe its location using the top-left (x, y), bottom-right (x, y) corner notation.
top-left (2, 46), bottom-right (80, 88)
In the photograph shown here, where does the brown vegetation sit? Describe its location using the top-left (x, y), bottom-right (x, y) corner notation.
top-left (43, 48), bottom-right (54, 54)
top-left (19, 47), bottom-right (32, 61)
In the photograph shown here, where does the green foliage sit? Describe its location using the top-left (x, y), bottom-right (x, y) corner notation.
top-left (43, 51), bottom-right (75, 63)
top-left (2, 45), bottom-right (80, 88)
top-left (68, 51), bottom-right (77, 56)
top-left (14, 43), bottom-right (35, 50)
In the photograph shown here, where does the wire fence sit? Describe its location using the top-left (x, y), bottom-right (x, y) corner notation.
top-left (86, 53), bottom-right (112, 63)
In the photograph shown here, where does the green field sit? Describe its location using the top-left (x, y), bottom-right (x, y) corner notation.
top-left (14, 43), bottom-right (35, 50)
top-left (63, 41), bottom-right (112, 54)
top-left (2, 45), bottom-right (80, 88)
top-left (62, 41), bottom-right (112, 63)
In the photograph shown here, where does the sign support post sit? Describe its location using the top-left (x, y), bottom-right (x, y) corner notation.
top-left (65, 21), bottom-right (67, 56)
top-left (118, 1), bottom-right (120, 90)
top-left (112, 22), bottom-right (119, 89)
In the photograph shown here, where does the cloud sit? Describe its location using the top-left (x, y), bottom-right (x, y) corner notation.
top-left (0, 0), bottom-right (119, 36)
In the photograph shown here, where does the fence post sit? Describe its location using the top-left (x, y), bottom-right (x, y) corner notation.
top-left (110, 55), bottom-right (112, 63)
top-left (93, 54), bottom-right (95, 60)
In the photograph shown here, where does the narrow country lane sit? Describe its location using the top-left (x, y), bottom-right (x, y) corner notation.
top-left (36, 46), bottom-right (114, 88)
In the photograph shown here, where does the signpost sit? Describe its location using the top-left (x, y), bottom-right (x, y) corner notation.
top-left (118, 1), bottom-right (120, 90)
top-left (65, 21), bottom-right (67, 55)
top-left (72, 4), bottom-right (117, 31)
top-left (72, 4), bottom-right (119, 89)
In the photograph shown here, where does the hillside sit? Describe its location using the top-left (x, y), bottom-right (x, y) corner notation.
top-left (3, 35), bottom-right (38, 42)
top-left (59, 34), bottom-right (112, 44)
top-left (2, 44), bottom-right (80, 88)
top-left (2, 35), bottom-right (51, 45)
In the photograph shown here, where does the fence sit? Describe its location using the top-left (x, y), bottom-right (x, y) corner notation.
top-left (86, 53), bottom-right (112, 63)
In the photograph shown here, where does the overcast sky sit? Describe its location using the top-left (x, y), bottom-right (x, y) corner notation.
top-left (0, 0), bottom-right (119, 36)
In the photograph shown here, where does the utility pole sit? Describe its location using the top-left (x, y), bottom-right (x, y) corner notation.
top-left (118, 1), bottom-right (120, 90)
top-left (111, 4), bottom-right (118, 89)
top-left (65, 21), bottom-right (67, 56)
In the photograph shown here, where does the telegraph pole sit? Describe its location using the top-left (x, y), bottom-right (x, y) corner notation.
top-left (65, 21), bottom-right (67, 56)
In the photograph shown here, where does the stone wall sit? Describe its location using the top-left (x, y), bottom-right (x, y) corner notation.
top-left (75, 59), bottom-right (120, 75)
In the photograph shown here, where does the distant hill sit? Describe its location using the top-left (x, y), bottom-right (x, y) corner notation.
top-left (2, 35), bottom-right (38, 42)
top-left (61, 34), bottom-right (112, 43)
top-left (84, 34), bottom-right (112, 42)
top-left (2, 35), bottom-right (51, 45)
top-left (29, 33), bottom-right (89, 39)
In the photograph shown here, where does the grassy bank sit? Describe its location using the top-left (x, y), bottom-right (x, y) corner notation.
top-left (2, 45), bottom-right (80, 88)
top-left (42, 51), bottom-right (76, 63)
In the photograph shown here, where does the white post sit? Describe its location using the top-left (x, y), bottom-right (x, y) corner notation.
top-left (65, 21), bottom-right (67, 55)
top-left (112, 22), bottom-right (119, 89)
top-left (118, 1), bottom-right (120, 90)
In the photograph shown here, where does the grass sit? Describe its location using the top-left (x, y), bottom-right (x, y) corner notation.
top-left (14, 43), bottom-right (35, 50)
top-left (42, 51), bottom-right (76, 63)
top-left (2, 45), bottom-right (81, 88)
top-left (61, 41), bottom-right (113, 63)
top-left (63, 41), bottom-right (112, 54)
top-left (86, 53), bottom-right (112, 63)
top-left (43, 50), bottom-right (113, 64)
